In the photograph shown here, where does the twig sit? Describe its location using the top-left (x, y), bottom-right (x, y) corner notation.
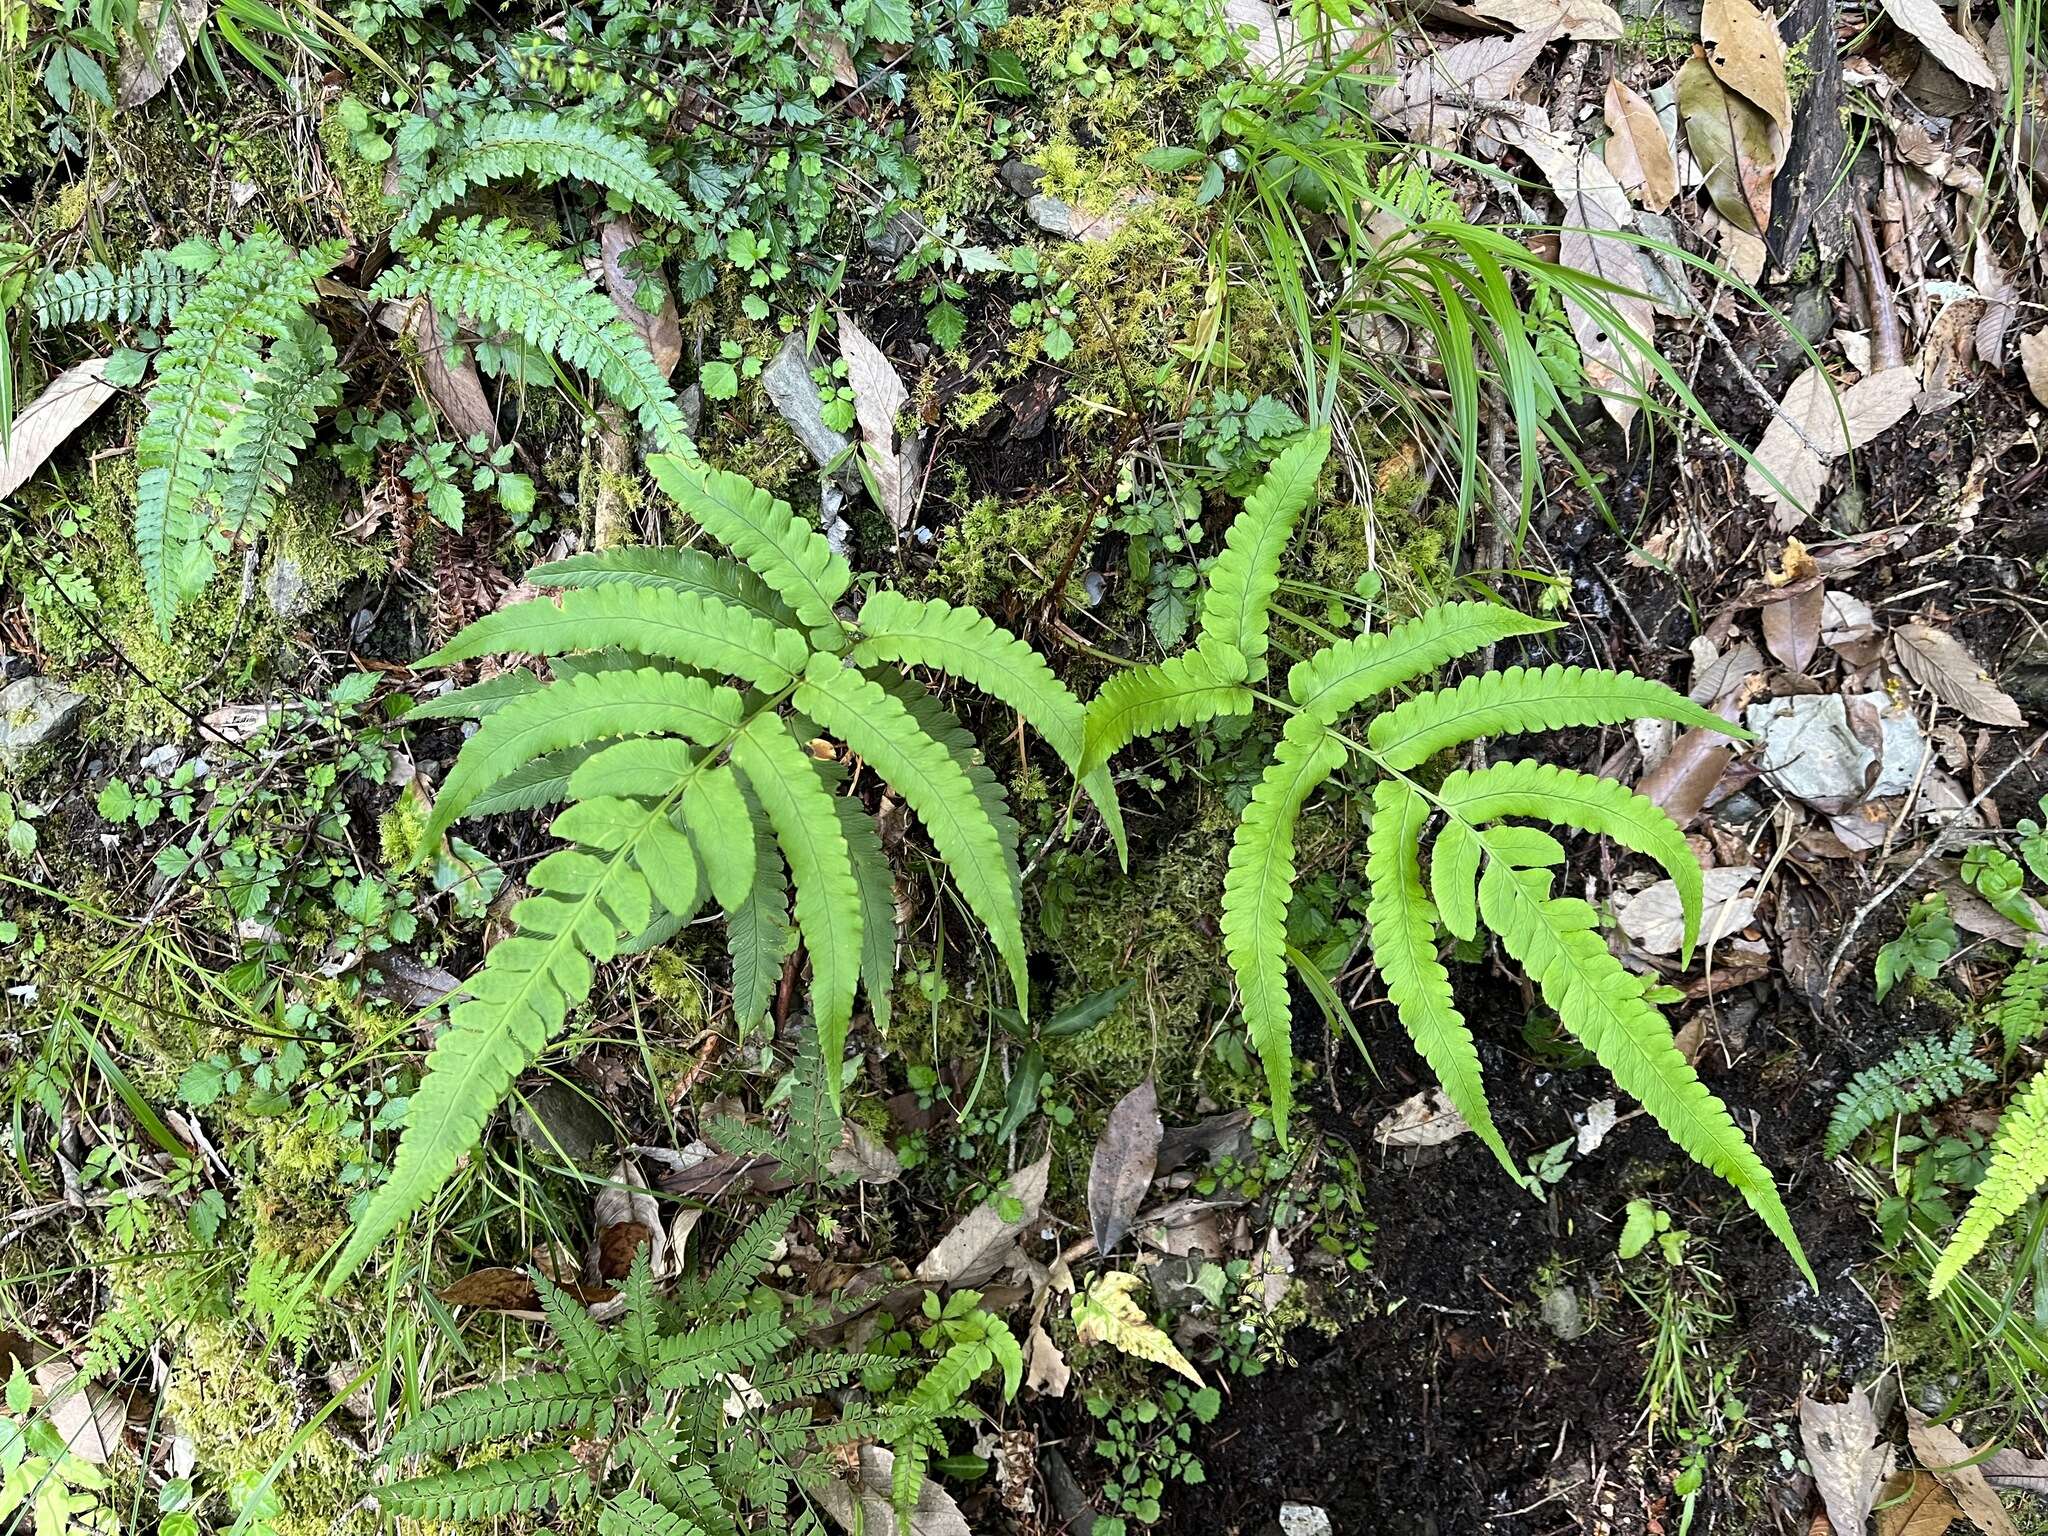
top-left (1824, 731), bottom-right (2048, 995)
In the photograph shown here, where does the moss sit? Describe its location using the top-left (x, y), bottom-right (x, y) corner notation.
top-left (919, 488), bottom-right (1090, 612)
top-left (245, 1118), bottom-right (354, 1266)
top-left (165, 1316), bottom-right (370, 1536)
top-left (317, 101), bottom-right (399, 245)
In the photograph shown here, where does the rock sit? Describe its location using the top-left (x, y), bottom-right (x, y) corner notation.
top-left (0, 676), bottom-right (87, 766)
top-left (262, 552), bottom-right (314, 621)
top-left (1744, 694), bottom-right (1874, 813)
top-left (676, 382), bottom-right (703, 442)
top-left (865, 207), bottom-right (927, 261)
top-left (1772, 281), bottom-right (1836, 370)
top-left (1539, 1284), bottom-right (1589, 1340)
top-left (760, 332), bottom-right (851, 469)
top-left (998, 160), bottom-right (1044, 198)
top-left (508, 1081), bottom-right (617, 1165)
top-left (2007, 636), bottom-right (2048, 719)
top-left (1023, 191), bottom-right (1148, 243)
top-left (1278, 1506), bottom-right (1333, 1536)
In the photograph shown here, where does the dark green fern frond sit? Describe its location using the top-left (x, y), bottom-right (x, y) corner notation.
top-left (395, 110), bottom-right (690, 242)
top-left (32, 247), bottom-right (206, 329)
top-left (376, 218), bottom-right (688, 446)
top-left (681, 1194), bottom-right (801, 1314)
top-left (377, 1448), bottom-right (593, 1519)
top-left (1997, 948), bottom-right (2048, 1058)
top-left (652, 1310), bottom-right (795, 1388)
top-left (386, 1373), bottom-right (613, 1459)
top-left (134, 230), bottom-right (344, 636)
top-left (1825, 1028), bottom-right (1993, 1158)
top-left (215, 314), bottom-right (344, 540)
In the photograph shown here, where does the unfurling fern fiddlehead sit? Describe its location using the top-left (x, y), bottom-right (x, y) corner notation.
top-left (1081, 428), bottom-right (1812, 1282)
top-left (327, 456), bottom-right (1120, 1290)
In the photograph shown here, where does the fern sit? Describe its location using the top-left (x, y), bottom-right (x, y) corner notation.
top-left (1823, 1028), bottom-right (1992, 1158)
top-left (1931, 1068), bottom-right (2048, 1295)
top-left (1082, 439), bottom-right (1808, 1278)
top-left (386, 1373), bottom-right (613, 1458)
top-left (32, 247), bottom-right (205, 328)
top-left (1996, 948), bottom-right (2048, 1058)
top-left (132, 230), bottom-right (343, 636)
top-left (374, 218), bottom-right (690, 447)
top-left (394, 111), bottom-right (690, 243)
top-left (376, 1449), bottom-right (593, 1519)
top-left (330, 456), bottom-right (1079, 1287)
top-left (216, 314), bottom-right (344, 540)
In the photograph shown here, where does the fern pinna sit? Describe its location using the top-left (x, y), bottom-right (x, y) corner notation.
top-left (376, 1199), bottom-right (983, 1528)
top-left (1081, 428), bottom-right (1810, 1280)
top-left (1824, 1028), bottom-right (1993, 1158)
top-left (327, 455), bottom-right (1118, 1288)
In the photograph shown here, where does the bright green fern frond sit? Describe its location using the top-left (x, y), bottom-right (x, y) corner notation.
top-left (537, 1272), bottom-right (623, 1387)
top-left (395, 111), bottom-right (690, 242)
top-left (1288, 601), bottom-right (1560, 723)
top-left (851, 589), bottom-right (1125, 864)
top-left (1824, 1029), bottom-right (1992, 1158)
top-left (835, 793), bottom-right (898, 1041)
top-left (651, 1309), bottom-right (795, 1388)
top-left (134, 230), bottom-right (343, 636)
top-left (32, 247), bottom-right (205, 328)
top-left (725, 788), bottom-right (793, 1036)
top-left (530, 547), bottom-right (798, 630)
top-left (1997, 949), bottom-right (2048, 1059)
top-left (386, 1373), bottom-right (611, 1459)
top-left (729, 717), bottom-right (862, 1088)
top-left (873, 671), bottom-right (1022, 916)
top-left (1220, 714), bottom-right (1346, 1141)
top-left (377, 218), bottom-right (686, 443)
top-left (796, 655), bottom-right (1026, 1007)
top-left (1932, 1068), bottom-right (2048, 1294)
top-left (377, 1449), bottom-right (592, 1520)
top-left (1369, 664), bottom-right (1740, 771)
top-left (684, 1193), bottom-right (801, 1313)
top-left (1081, 648), bottom-right (1255, 776)
top-left (646, 454), bottom-right (851, 637)
top-left (1367, 779), bottom-right (1518, 1180)
top-left (418, 585), bottom-right (808, 690)
top-left (619, 1249), bottom-right (664, 1376)
top-left (1437, 759), bottom-right (1705, 961)
top-left (420, 668), bottom-right (743, 852)
top-left (1476, 859), bottom-right (1809, 1282)
top-left (216, 314), bottom-right (344, 540)
top-left (1196, 428), bottom-right (1329, 682)
top-left (599, 1490), bottom-right (706, 1536)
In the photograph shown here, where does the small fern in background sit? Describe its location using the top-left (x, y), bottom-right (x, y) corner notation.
top-left (1082, 429), bottom-right (1810, 1279)
top-left (1995, 947), bottom-right (2048, 1058)
top-left (375, 1201), bottom-right (970, 1528)
top-left (328, 454), bottom-right (1120, 1288)
top-left (31, 246), bottom-right (208, 329)
top-left (1824, 1028), bottom-right (1994, 1158)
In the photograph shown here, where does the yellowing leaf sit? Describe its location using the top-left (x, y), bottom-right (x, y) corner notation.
top-left (1071, 1271), bottom-right (1203, 1385)
top-left (1702, 0), bottom-right (1791, 137)
top-left (1603, 79), bottom-right (1677, 211)
top-left (1676, 51), bottom-right (1781, 239)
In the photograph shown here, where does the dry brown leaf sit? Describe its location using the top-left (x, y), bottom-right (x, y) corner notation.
top-left (1742, 365), bottom-right (1919, 521)
top-left (1983, 1449), bottom-right (2048, 1496)
top-left (1603, 79), bottom-right (1678, 210)
top-left (1025, 1321), bottom-right (1071, 1396)
top-left (1507, 123), bottom-right (1654, 428)
top-left (598, 218), bottom-right (683, 382)
top-left (794, 18), bottom-right (859, 86)
top-left (1087, 1079), bottom-right (1163, 1259)
top-left (1469, 0), bottom-right (1620, 38)
top-left (1702, 0), bottom-right (1792, 137)
top-left (1761, 582), bottom-right (1824, 671)
top-left (1637, 726), bottom-right (1738, 827)
top-left (1375, 1088), bottom-right (1472, 1147)
top-left (36, 1361), bottom-right (124, 1465)
top-left (1894, 622), bottom-right (2024, 726)
top-left (1879, 0), bottom-right (1998, 87)
top-left (0, 358), bottom-right (120, 503)
top-left (1907, 1409), bottom-right (2019, 1536)
top-left (384, 299), bottom-right (499, 447)
top-left (2021, 329), bottom-right (2048, 406)
top-left (1616, 865), bottom-right (1759, 955)
top-left (1374, 30), bottom-right (1552, 143)
top-left (836, 312), bottom-right (919, 531)
top-left (117, 0), bottom-right (210, 108)
top-left (917, 1151), bottom-right (1050, 1287)
top-left (1800, 1388), bottom-right (1893, 1536)
top-left (1877, 1471), bottom-right (1963, 1536)
top-left (1677, 51), bottom-right (1781, 239)
top-left (814, 1446), bottom-right (973, 1536)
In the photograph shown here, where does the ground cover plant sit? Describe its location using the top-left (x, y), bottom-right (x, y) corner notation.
top-left (4, 0), bottom-right (2048, 1530)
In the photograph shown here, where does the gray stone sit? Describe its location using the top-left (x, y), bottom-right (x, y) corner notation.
top-left (262, 553), bottom-right (314, 621)
top-left (508, 1081), bottom-right (617, 1165)
top-left (1772, 281), bottom-right (1836, 370)
top-left (998, 160), bottom-right (1044, 198)
top-left (865, 207), bottom-right (927, 261)
top-left (1278, 1506), bottom-right (1333, 1536)
top-left (0, 676), bottom-right (87, 766)
top-left (760, 332), bottom-right (851, 469)
top-left (1745, 694), bottom-right (1875, 813)
top-left (1539, 1284), bottom-right (1589, 1340)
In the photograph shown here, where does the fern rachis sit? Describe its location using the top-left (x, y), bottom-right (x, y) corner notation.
top-left (1081, 428), bottom-right (1806, 1278)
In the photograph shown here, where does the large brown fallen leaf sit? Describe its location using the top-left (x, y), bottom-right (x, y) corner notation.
top-left (1087, 1078), bottom-right (1162, 1259)
top-left (836, 312), bottom-right (920, 531)
top-left (1702, 0), bottom-right (1792, 137)
top-left (1373, 30), bottom-right (1552, 144)
top-left (1677, 51), bottom-right (1781, 239)
top-left (2022, 328), bottom-right (2048, 406)
top-left (0, 358), bottom-right (120, 502)
top-left (1603, 79), bottom-right (1678, 211)
top-left (916, 1150), bottom-right (1050, 1287)
top-left (1469, 0), bottom-right (1621, 38)
top-left (1879, 0), bottom-right (1998, 87)
top-left (813, 1446), bottom-right (973, 1536)
top-left (1800, 1388), bottom-right (1893, 1536)
top-left (1375, 1087), bottom-right (1472, 1147)
top-left (1742, 365), bottom-right (1919, 523)
top-left (1894, 622), bottom-right (2025, 726)
top-left (598, 218), bottom-right (683, 382)
top-left (117, 0), bottom-right (210, 107)
top-left (380, 299), bottom-right (499, 447)
top-left (1877, 1471), bottom-right (1963, 1536)
top-left (1983, 1448), bottom-right (2048, 1495)
top-left (36, 1361), bottom-right (125, 1465)
top-left (1616, 865), bottom-right (1758, 956)
top-left (1907, 1409), bottom-right (2019, 1536)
